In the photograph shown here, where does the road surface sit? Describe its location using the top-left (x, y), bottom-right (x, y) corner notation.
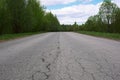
top-left (0, 32), bottom-right (120, 80)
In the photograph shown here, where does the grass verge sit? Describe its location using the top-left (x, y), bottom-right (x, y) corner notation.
top-left (0, 32), bottom-right (44, 41)
top-left (77, 31), bottom-right (120, 40)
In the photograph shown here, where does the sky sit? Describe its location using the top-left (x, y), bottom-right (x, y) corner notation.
top-left (40, 0), bottom-right (120, 25)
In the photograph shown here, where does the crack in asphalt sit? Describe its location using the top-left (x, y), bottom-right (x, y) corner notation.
top-left (31, 71), bottom-right (50, 80)
top-left (1, 33), bottom-right (120, 80)
top-left (95, 58), bottom-right (120, 80)
top-left (75, 57), bottom-right (120, 80)
top-left (91, 73), bottom-right (96, 80)
top-left (75, 58), bottom-right (96, 80)
top-left (46, 63), bottom-right (51, 72)
top-left (31, 34), bottom-right (61, 80)
top-left (66, 64), bottom-right (74, 80)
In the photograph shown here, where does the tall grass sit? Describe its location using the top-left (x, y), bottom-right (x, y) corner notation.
top-left (77, 31), bottom-right (120, 40)
top-left (0, 32), bottom-right (43, 41)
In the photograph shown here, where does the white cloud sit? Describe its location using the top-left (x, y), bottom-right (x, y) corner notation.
top-left (40, 0), bottom-right (76, 6)
top-left (41, 0), bottom-right (120, 25)
top-left (47, 3), bottom-right (101, 24)
top-left (112, 0), bottom-right (120, 7)
top-left (40, 0), bottom-right (93, 6)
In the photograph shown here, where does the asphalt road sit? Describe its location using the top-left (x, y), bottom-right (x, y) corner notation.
top-left (0, 32), bottom-right (120, 80)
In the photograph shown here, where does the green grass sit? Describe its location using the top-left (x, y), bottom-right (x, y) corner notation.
top-left (77, 31), bottom-right (120, 40)
top-left (0, 32), bottom-right (43, 41)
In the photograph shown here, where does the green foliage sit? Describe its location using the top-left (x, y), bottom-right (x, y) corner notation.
top-left (81, 1), bottom-right (120, 33)
top-left (104, 0), bottom-right (111, 3)
top-left (6, 0), bottom-right (26, 33)
top-left (26, 0), bottom-right (45, 32)
top-left (77, 31), bottom-right (120, 40)
top-left (60, 24), bottom-right (73, 31)
top-left (59, 1), bottom-right (120, 33)
top-left (60, 22), bottom-right (80, 31)
top-left (0, 0), bottom-right (13, 34)
top-left (43, 12), bottom-right (60, 31)
top-left (111, 8), bottom-right (120, 33)
top-left (0, 0), bottom-right (60, 35)
top-left (0, 32), bottom-right (43, 40)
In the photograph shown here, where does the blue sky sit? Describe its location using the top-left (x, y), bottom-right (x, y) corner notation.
top-left (46, 0), bottom-right (102, 10)
top-left (40, 0), bottom-right (120, 24)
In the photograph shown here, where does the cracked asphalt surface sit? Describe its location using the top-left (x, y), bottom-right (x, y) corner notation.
top-left (0, 32), bottom-right (120, 80)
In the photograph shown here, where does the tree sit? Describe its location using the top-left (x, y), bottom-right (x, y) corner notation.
top-left (72, 22), bottom-right (79, 31)
top-left (99, 1), bottom-right (119, 32)
top-left (104, 0), bottom-right (111, 3)
top-left (6, 0), bottom-right (26, 33)
top-left (112, 8), bottom-right (120, 33)
top-left (82, 1), bottom-right (120, 33)
top-left (44, 12), bottom-right (60, 31)
top-left (0, 0), bottom-right (13, 34)
top-left (26, 0), bottom-right (45, 32)
top-left (0, 0), bottom-right (60, 34)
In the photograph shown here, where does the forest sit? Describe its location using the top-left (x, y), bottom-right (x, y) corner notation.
top-left (0, 0), bottom-right (60, 35)
top-left (61, 0), bottom-right (120, 33)
top-left (0, 0), bottom-right (120, 35)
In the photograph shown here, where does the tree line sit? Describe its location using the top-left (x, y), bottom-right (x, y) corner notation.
top-left (0, 0), bottom-right (60, 35)
top-left (1, 0), bottom-right (119, 34)
top-left (81, 1), bottom-right (120, 33)
top-left (60, 1), bottom-right (120, 33)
